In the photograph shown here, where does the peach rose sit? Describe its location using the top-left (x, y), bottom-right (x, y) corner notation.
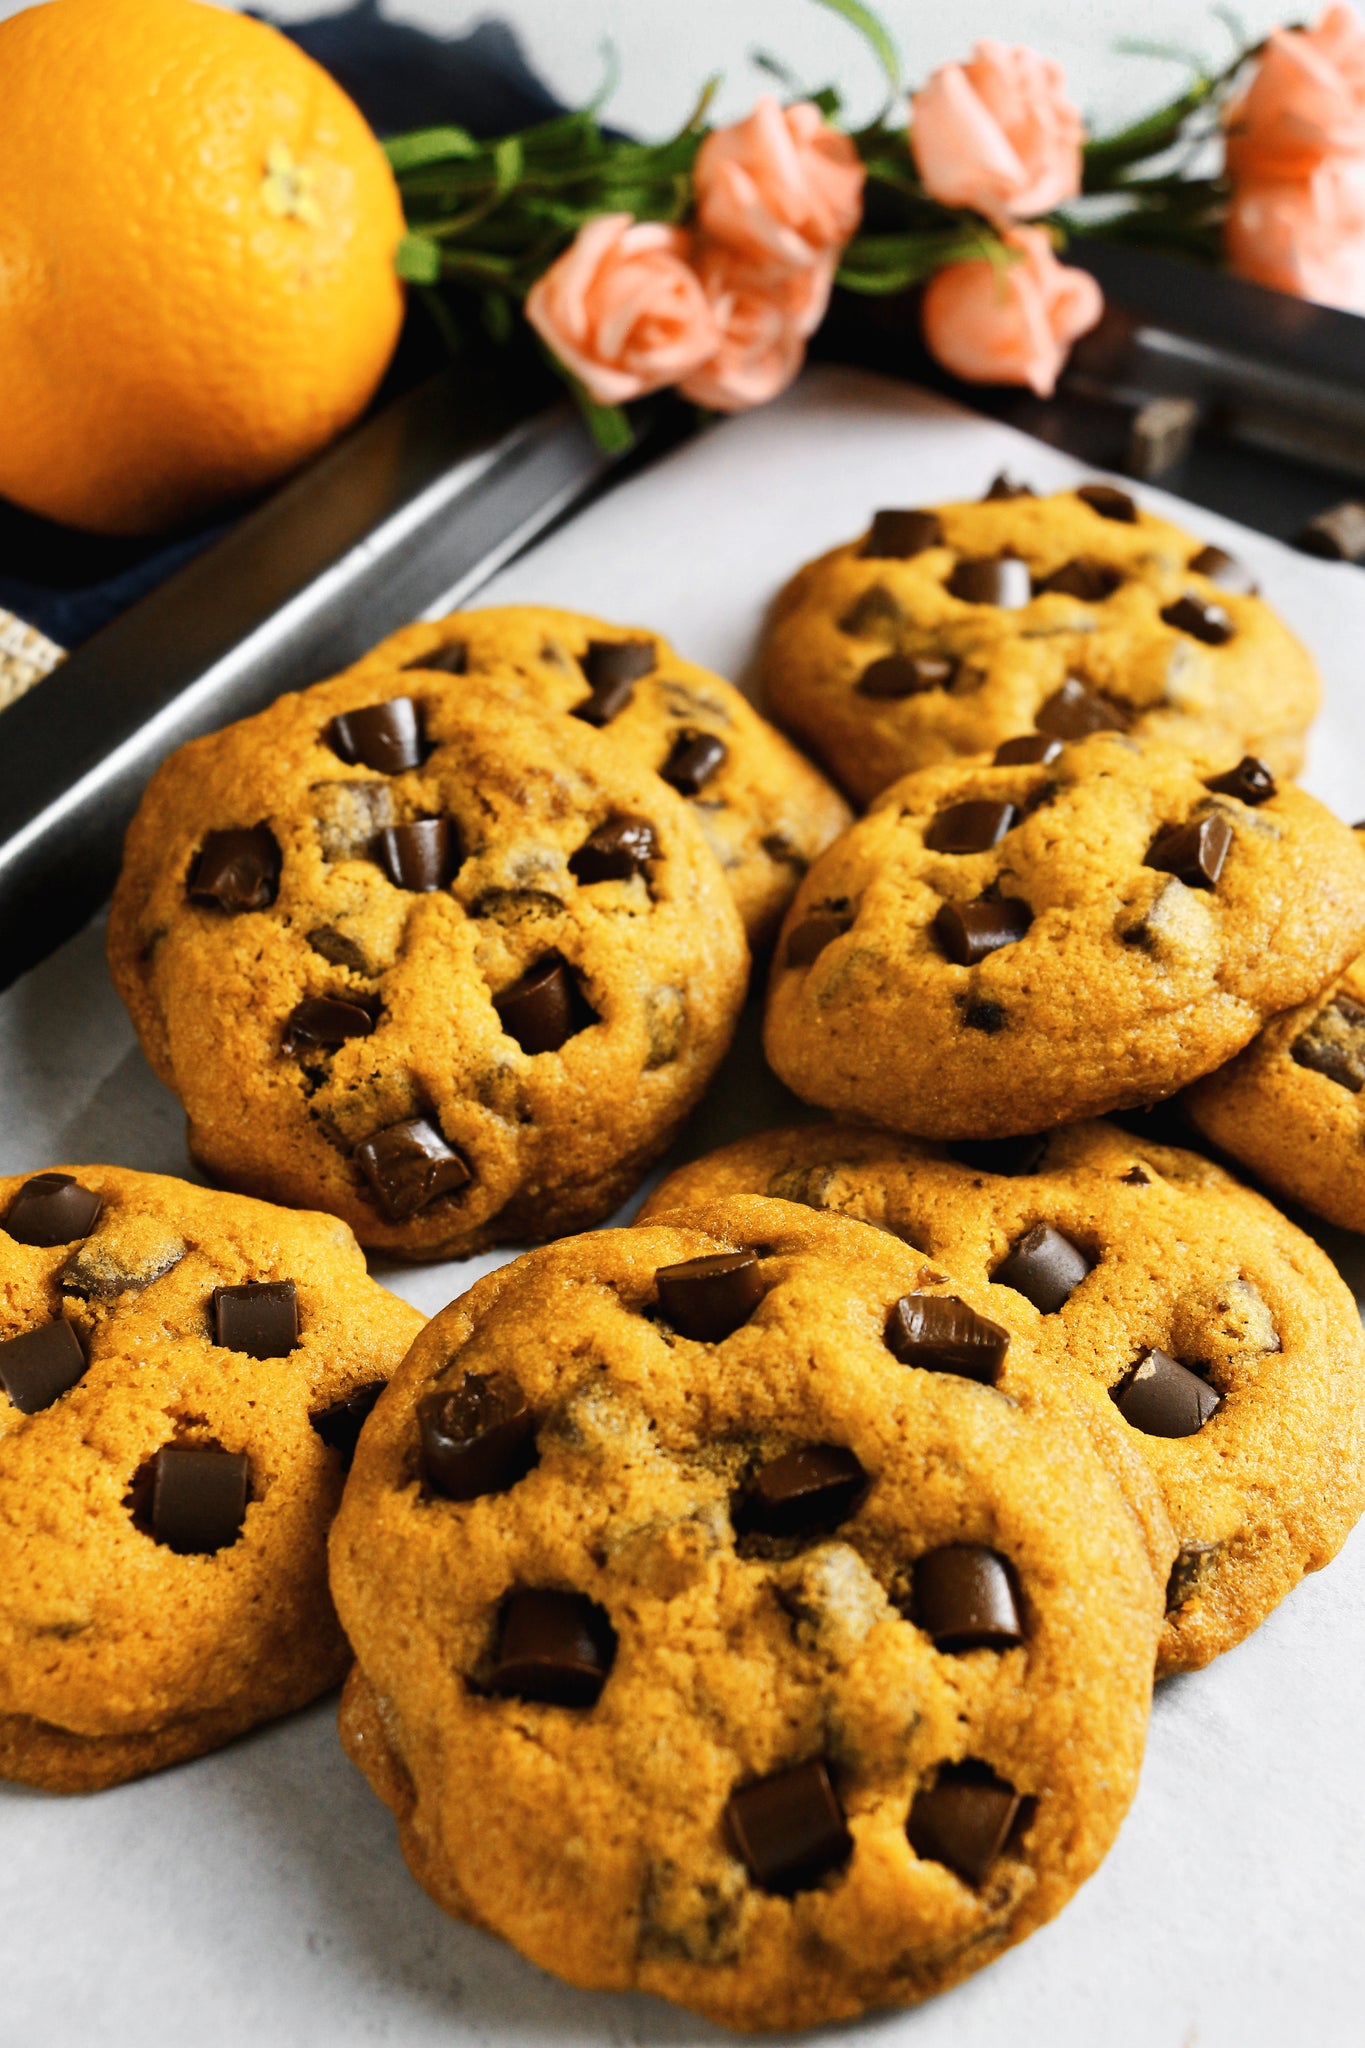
top-left (920, 227), bottom-right (1103, 397)
top-left (680, 245), bottom-right (834, 410)
top-left (693, 95), bottom-right (865, 274)
top-left (911, 40), bottom-right (1084, 220)
top-left (524, 213), bottom-right (719, 406)
top-left (1226, 5), bottom-right (1365, 182)
top-left (1227, 159), bottom-right (1365, 311)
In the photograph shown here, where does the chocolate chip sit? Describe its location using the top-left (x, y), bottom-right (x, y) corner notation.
top-left (327, 697), bottom-right (423, 774)
top-left (1146, 812), bottom-right (1232, 890)
top-left (1204, 756), bottom-right (1276, 806)
top-left (983, 473), bottom-right (1035, 501)
top-left (306, 925), bottom-right (372, 972)
top-left (150, 1444), bottom-right (250, 1554)
top-left (856, 652), bottom-right (957, 698)
top-left (934, 897), bottom-right (1032, 965)
top-left (655, 1250), bottom-right (764, 1341)
top-left (488, 1589), bottom-right (616, 1706)
top-left (1292, 995), bottom-right (1365, 1092)
top-left (59, 1235), bottom-right (185, 1300)
top-left (908, 1762), bottom-right (1022, 1886)
top-left (377, 816), bottom-right (457, 892)
top-left (883, 1295), bottom-right (1009, 1383)
top-left (1296, 500), bottom-right (1365, 561)
top-left (964, 999), bottom-right (1007, 1033)
top-left (1076, 482), bottom-right (1138, 522)
top-left (925, 800), bottom-right (1018, 854)
top-left (992, 1223), bottom-right (1091, 1313)
top-left (838, 585), bottom-right (907, 636)
top-left (3, 1173), bottom-right (102, 1247)
top-left (993, 734), bottom-right (1062, 767)
top-left (912, 1546), bottom-right (1023, 1651)
top-left (213, 1281), bottom-right (299, 1359)
top-left (726, 1758), bottom-right (852, 1894)
top-left (735, 1445), bottom-right (866, 1539)
top-left (283, 996), bottom-right (375, 1056)
top-left (0, 1320), bottom-right (87, 1414)
top-left (947, 556), bottom-right (1032, 608)
top-left (1161, 594), bottom-right (1235, 645)
top-left (1037, 557), bottom-right (1123, 601)
top-left (1112, 1347), bottom-right (1220, 1436)
top-left (493, 955), bottom-right (595, 1054)
top-left (188, 826), bottom-right (281, 912)
top-left (311, 1381), bottom-right (386, 1470)
top-left (406, 638), bottom-right (467, 674)
top-left (1189, 545), bottom-right (1258, 595)
top-left (1165, 1539), bottom-right (1219, 1612)
top-left (355, 1117), bottom-right (471, 1221)
top-left (419, 1372), bottom-right (536, 1500)
top-left (1121, 1164), bottom-right (1152, 1186)
top-left (784, 910), bottom-right (852, 967)
top-left (948, 1135), bottom-right (1047, 1177)
top-left (574, 638), bottom-right (656, 724)
top-left (1035, 677), bottom-right (1129, 738)
top-left (569, 816), bottom-right (660, 884)
top-left (662, 731), bottom-right (727, 795)
top-left (861, 509), bottom-right (943, 558)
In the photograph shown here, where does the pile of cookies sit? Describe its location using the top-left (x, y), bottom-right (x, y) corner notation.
top-left (3, 476), bottom-right (1364, 2032)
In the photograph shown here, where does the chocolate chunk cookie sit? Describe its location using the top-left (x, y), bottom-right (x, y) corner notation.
top-left (761, 484), bottom-right (1318, 805)
top-left (341, 605), bottom-right (851, 949)
top-left (330, 1200), bottom-right (1162, 2029)
top-left (640, 1123), bottom-right (1365, 1672)
top-left (108, 677), bottom-right (748, 1258)
top-left (0, 1165), bottom-right (422, 1792)
top-left (765, 733), bottom-right (1365, 1140)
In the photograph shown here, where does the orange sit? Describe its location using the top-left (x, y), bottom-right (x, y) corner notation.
top-left (0, 0), bottom-right (407, 535)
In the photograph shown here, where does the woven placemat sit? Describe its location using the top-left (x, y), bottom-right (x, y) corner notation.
top-left (0, 608), bottom-right (64, 712)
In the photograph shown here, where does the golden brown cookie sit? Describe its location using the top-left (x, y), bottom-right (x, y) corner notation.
top-left (343, 604), bottom-right (851, 949)
top-left (0, 1164), bottom-right (422, 1792)
top-left (764, 733), bottom-right (1365, 1140)
top-left (108, 675), bottom-right (748, 1259)
top-left (331, 1199), bottom-right (1163, 2030)
top-left (641, 1122), bottom-right (1365, 1673)
top-left (760, 483), bottom-right (1319, 805)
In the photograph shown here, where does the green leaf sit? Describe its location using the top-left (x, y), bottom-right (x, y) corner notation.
top-left (394, 232), bottom-right (442, 284)
top-left (385, 126), bottom-right (479, 173)
top-left (481, 291), bottom-right (515, 344)
top-left (491, 134), bottom-right (525, 202)
top-left (579, 394), bottom-right (635, 453)
top-left (808, 0), bottom-right (901, 92)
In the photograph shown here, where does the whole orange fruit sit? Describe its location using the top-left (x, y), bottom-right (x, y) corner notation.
top-left (0, 0), bottom-right (407, 535)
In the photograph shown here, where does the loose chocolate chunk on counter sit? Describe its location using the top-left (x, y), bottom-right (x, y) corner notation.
top-left (1189, 544), bottom-right (1258, 595)
top-left (494, 955), bottom-right (595, 1055)
top-left (570, 816), bottom-right (660, 884)
top-left (983, 473), bottom-right (1035, 501)
top-left (1035, 677), bottom-right (1129, 739)
top-left (655, 1249), bottom-right (764, 1341)
top-left (856, 652), bottom-right (956, 699)
top-left (1166, 1539), bottom-right (1219, 1611)
top-left (993, 1223), bottom-right (1091, 1313)
top-left (151, 1444), bottom-right (249, 1554)
top-left (355, 1117), bottom-right (472, 1221)
top-left (311, 1380), bottom-right (386, 1470)
top-left (574, 638), bottom-right (656, 725)
top-left (488, 1589), bottom-right (616, 1707)
top-left (1161, 593), bottom-right (1235, 645)
top-left (377, 816), bottom-right (457, 892)
top-left (948, 1134), bottom-right (1047, 1177)
top-left (934, 897), bottom-right (1032, 966)
top-left (861, 508), bottom-right (943, 558)
top-left (662, 730), bottom-right (727, 795)
top-left (1076, 482), bottom-right (1138, 523)
top-left (213, 1281), bottom-right (299, 1359)
top-left (283, 996), bottom-right (375, 1056)
top-left (3, 1172), bottom-right (103, 1247)
top-left (1036, 557), bottom-right (1123, 601)
top-left (188, 826), bottom-right (281, 912)
top-left (913, 1546), bottom-right (1024, 1651)
top-left (735, 1444), bottom-right (866, 1539)
top-left (420, 1372), bottom-right (536, 1500)
top-left (785, 909), bottom-right (852, 967)
top-left (947, 556), bottom-right (1032, 608)
top-left (1146, 812), bottom-right (1232, 890)
top-left (0, 1320), bottom-right (87, 1414)
top-left (726, 1758), bottom-right (852, 1894)
top-left (908, 1762), bottom-right (1022, 1887)
top-left (994, 733), bottom-right (1062, 767)
top-left (1126, 395), bottom-right (1198, 479)
top-left (1292, 995), bottom-right (1365, 1092)
top-left (925, 800), bottom-right (1018, 855)
top-left (883, 1294), bottom-right (1009, 1383)
top-left (406, 638), bottom-right (467, 674)
top-left (1296, 500), bottom-right (1365, 562)
top-left (1205, 755), bottom-right (1276, 805)
top-left (327, 697), bottom-right (423, 775)
top-left (1112, 1346), bottom-right (1220, 1437)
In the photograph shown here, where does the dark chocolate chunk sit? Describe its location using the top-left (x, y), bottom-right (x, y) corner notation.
top-left (925, 800), bottom-right (1018, 855)
top-left (662, 730), bottom-right (727, 795)
top-left (1112, 1347), bottom-right (1220, 1437)
top-left (59, 1234), bottom-right (185, 1300)
top-left (735, 1445), bottom-right (866, 1539)
top-left (883, 1294), bottom-right (1009, 1383)
top-left (283, 996), bottom-right (375, 1056)
top-left (992, 1223), bottom-right (1091, 1313)
top-left (861, 509), bottom-right (943, 558)
top-left (856, 651), bottom-right (957, 699)
top-left (912, 1545), bottom-right (1023, 1651)
top-left (983, 473), bottom-right (1035, 501)
top-left (420, 1372), bottom-right (536, 1501)
top-left (406, 638), bottom-right (467, 674)
top-left (1165, 1539), bottom-right (1219, 1612)
top-left (1126, 395), bottom-right (1198, 479)
top-left (488, 1589), bottom-right (616, 1706)
top-left (307, 925), bottom-right (373, 972)
top-left (963, 999), bottom-right (1007, 1033)
top-left (327, 697), bottom-right (423, 774)
top-left (310, 1380), bottom-right (386, 1470)
top-left (151, 1444), bottom-right (250, 1554)
top-left (188, 826), bottom-right (281, 912)
top-left (784, 910), bottom-right (852, 967)
top-left (1189, 544), bottom-right (1258, 595)
top-left (213, 1281), bottom-right (299, 1359)
top-left (569, 816), bottom-right (660, 884)
top-left (1037, 557), bottom-right (1123, 601)
top-left (934, 897), bottom-right (1032, 965)
top-left (355, 1117), bottom-right (472, 1221)
top-left (1146, 812), bottom-right (1232, 890)
top-left (1204, 756), bottom-right (1276, 806)
top-left (1292, 995), bottom-right (1365, 1092)
top-left (493, 955), bottom-right (595, 1054)
top-left (575, 638), bottom-right (656, 724)
top-left (948, 1134), bottom-right (1047, 1177)
top-left (993, 733), bottom-right (1062, 767)
top-left (726, 1758), bottom-right (852, 1894)
top-left (1161, 594), bottom-right (1235, 645)
top-left (837, 584), bottom-right (907, 636)
top-left (947, 556), bottom-right (1032, 608)
top-left (0, 1320), bottom-right (87, 1414)
top-left (908, 1762), bottom-right (1022, 1886)
top-left (377, 816), bottom-right (456, 892)
top-left (1076, 482), bottom-right (1138, 523)
top-left (1296, 500), bottom-right (1365, 562)
top-left (3, 1173), bottom-right (102, 1247)
top-left (655, 1250), bottom-right (764, 1341)
top-left (1035, 677), bottom-right (1129, 739)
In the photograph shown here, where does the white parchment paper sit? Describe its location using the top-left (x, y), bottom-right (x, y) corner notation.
top-left (3, 368), bottom-right (1364, 2048)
